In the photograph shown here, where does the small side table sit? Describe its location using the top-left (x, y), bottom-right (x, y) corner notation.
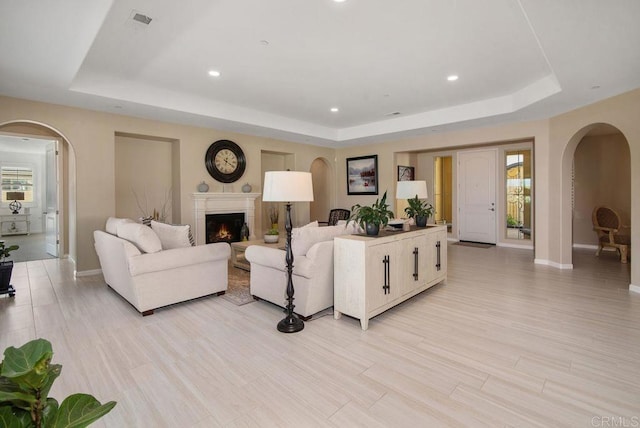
top-left (0, 214), bottom-right (31, 237)
top-left (230, 239), bottom-right (283, 271)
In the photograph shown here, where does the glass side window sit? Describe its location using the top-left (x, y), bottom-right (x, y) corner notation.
top-left (505, 150), bottom-right (532, 240)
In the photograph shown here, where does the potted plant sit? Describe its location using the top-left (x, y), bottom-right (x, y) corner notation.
top-left (404, 196), bottom-right (434, 227)
top-left (0, 338), bottom-right (116, 427)
top-left (264, 227), bottom-right (279, 243)
top-left (268, 205), bottom-right (279, 229)
top-left (0, 240), bottom-right (19, 297)
top-left (348, 191), bottom-right (395, 236)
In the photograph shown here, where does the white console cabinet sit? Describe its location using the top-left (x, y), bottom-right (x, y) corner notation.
top-left (334, 225), bottom-right (447, 330)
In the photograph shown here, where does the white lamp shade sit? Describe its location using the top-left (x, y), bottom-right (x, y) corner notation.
top-left (396, 180), bottom-right (428, 199)
top-left (263, 171), bottom-right (314, 202)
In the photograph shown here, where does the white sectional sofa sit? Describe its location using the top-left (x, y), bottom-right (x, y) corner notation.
top-left (245, 222), bottom-right (358, 319)
top-left (94, 217), bottom-right (230, 315)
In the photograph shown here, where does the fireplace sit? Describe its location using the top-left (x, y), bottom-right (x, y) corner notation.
top-left (192, 192), bottom-right (260, 245)
top-left (206, 213), bottom-right (244, 243)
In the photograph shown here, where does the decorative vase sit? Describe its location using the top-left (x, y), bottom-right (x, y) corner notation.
top-left (264, 234), bottom-right (279, 244)
top-left (415, 215), bottom-right (427, 227)
top-left (365, 223), bottom-right (380, 236)
top-left (240, 223), bottom-right (250, 241)
top-left (241, 183), bottom-right (252, 193)
top-left (197, 181), bottom-right (209, 192)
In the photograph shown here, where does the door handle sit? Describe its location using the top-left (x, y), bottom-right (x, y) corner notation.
top-left (488, 208), bottom-right (495, 211)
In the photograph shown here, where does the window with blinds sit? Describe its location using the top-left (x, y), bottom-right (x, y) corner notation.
top-left (1, 166), bottom-right (34, 203)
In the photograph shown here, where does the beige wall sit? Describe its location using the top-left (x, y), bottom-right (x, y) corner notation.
top-left (115, 135), bottom-right (174, 222)
top-left (0, 88), bottom-right (638, 287)
top-left (0, 96), bottom-right (334, 272)
top-left (573, 133), bottom-right (631, 245)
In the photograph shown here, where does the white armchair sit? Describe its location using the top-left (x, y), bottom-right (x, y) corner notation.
top-left (245, 223), bottom-right (357, 319)
top-left (94, 218), bottom-right (230, 315)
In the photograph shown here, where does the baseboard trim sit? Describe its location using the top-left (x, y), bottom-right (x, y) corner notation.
top-left (75, 268), bottom-right (102, 277)
top-left (534, 258), bottom-right (573, 269)
top-left (630, 284), bottom-right (640, 294)
top-left (497, 242), bottom-right (534, 250)
top-left (572, 243), bottom-right (598, 250)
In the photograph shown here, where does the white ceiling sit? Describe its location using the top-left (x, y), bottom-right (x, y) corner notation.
top-left (1, 0), bottom-right (639, 147)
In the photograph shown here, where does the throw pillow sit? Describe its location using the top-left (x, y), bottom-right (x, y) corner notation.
top-left (117, 222), bottom-right (162, 253)
top-left (151, 220), bottom-right (193, 250)
top-left (105, 217), bottom-right (134, 235)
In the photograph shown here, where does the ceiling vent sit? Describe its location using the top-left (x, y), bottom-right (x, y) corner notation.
top-left (132, 12), bottom-right (152, 25)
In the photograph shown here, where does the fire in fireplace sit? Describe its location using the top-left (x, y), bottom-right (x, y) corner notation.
top-left (206, 213), bottom-right (245, 243)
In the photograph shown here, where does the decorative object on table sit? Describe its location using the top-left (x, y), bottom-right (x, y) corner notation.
top-left (397, 180), bottom-right (433, 227)
top-left (241, 222), bottom-right (250, 241)
top-left (346, 155), bottom-right (378, 195)
top-left (397, 165), bottom-right (415, 181)
top-left (0, 338), bottom-right (117, 426)
top-left (242, 182), bottom-right (252, 193)
top-left (205, 139), bottom-right (246, 183)
top-left (132, 186), bottom-right (172, 223)
top-left (347, 190), bottom-right (394, 236)
top-left (264, 227), bottom-right (279, 243)
top-left (262, 170), bottom-right (314, 333)
top-left (7, 191), bottom-right (24, 214)
top-left (0, 240), bottom-right (19, 297)
top-left (268, 204), bottom-right (279, 229)
top-left (197, 181), bottom-right (210, 192)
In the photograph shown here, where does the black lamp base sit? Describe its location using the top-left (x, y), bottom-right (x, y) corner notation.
top-left (277, 314), bottom-right (304, 333)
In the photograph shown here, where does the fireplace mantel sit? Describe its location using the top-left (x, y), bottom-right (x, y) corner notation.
top-left (192, 192), bottom-right (261, 245)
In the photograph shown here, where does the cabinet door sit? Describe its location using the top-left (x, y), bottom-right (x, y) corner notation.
top-left (366, 242), bottom-right (400, 311)
top-left (425, 229), bottom-right (446, 283)
top-left (400, 234), bottom-right (429, 293)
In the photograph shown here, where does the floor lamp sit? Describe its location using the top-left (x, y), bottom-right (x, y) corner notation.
top-left (262, 171), bottom-right (314, 333)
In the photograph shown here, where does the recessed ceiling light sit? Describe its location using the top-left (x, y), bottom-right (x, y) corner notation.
top-left (330, 107), bottom-right (339, 113)
top-left (447, 75), bottom-right (459, 82)
top-left (334, 0), bottom-right (347, 3)
top-left (208, 70), bottom-right (221, 77)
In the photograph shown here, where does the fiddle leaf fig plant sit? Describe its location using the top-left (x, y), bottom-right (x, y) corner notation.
top-left (0, 338), bottom-right (116, 428)
top-left (0, 241), bottom-right (19, 262)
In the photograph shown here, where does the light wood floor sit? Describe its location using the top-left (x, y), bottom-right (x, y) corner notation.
top-left (1, 245), bottom-right (638, 427)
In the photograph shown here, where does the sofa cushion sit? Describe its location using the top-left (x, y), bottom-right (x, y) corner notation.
top-left (151, 220), bottom-right (193, 250)
top-left (117, 222), bottom-right (163, 253)
top-left (291, 224), bottom-right (351, 256)
top-left (106, 217), bottom-right (135, 235)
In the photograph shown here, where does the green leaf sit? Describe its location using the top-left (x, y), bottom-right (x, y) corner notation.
top-left (1, 339), bottom-right (53, 391)
top-left (0, 377), bottom-right (36, 409)
top-left (52, 394), bottom-right (116, 428)
top-left (42, 397), bottom-right (59, 428)
top-left (0, 405), bottom-right (32, 428)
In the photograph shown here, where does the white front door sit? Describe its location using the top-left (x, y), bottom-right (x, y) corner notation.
top-left (45, 141), bottom-right (59, 257)
top-left (458, 149), bottom-right (497, 244)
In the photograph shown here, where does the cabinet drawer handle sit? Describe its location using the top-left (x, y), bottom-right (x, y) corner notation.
top-left (436, 241), bottom-right (441, 271)
top-left (382, 255), bottom-right (390, 294)
top-left (413, 247), bottom-right (419, 280)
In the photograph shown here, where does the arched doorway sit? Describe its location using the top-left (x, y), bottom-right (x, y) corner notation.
top-left (562, 123), bottom-right (631, 270)
top-left (309, 157), bottom-right (332, 223)
top-left (0, 121), bottom-right (76, 263)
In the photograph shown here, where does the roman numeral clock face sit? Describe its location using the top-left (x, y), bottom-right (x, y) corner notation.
top-left (205, 140), bottom-right (246, 183)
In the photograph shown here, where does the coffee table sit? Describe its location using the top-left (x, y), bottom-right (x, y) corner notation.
top-left (230, 239), bottom-right (283, 271)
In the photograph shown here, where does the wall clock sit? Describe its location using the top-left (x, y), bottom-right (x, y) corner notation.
top-left (205, 140), bottom-right (246, 183)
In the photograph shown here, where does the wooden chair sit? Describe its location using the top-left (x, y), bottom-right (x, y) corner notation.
top-left (318, 209), bottom-right (350, 226)
top-left (592, 206), bottom-right (631, 263)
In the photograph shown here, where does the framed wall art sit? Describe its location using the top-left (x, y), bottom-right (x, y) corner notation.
top-left (397, 165), bottom-right (414, 181)
top-left (346, 155), bottom-right (378, 195)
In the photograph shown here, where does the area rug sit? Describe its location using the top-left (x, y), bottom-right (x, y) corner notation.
top-left (453, 241), bottom-right (494, 249)
top-left (223, 263), bottom-right (255, 306)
